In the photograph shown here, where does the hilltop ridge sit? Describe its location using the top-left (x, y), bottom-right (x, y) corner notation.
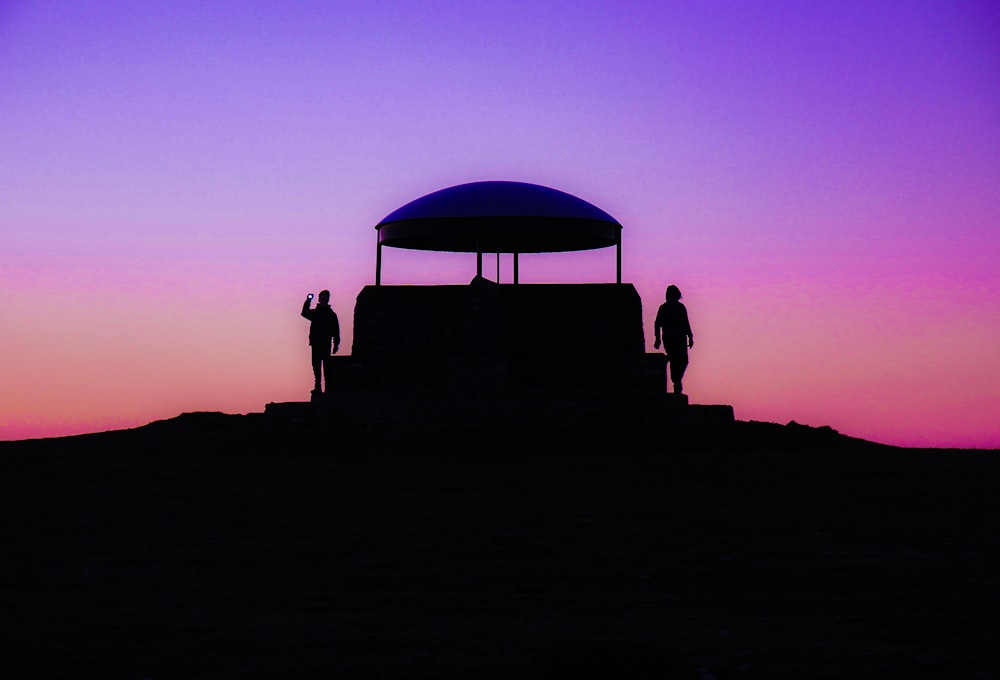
top-left (3, 393), bottom-right (996, 679)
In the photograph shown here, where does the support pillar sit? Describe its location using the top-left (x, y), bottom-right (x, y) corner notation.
top-left (616, 229), bottom-right (622, 284)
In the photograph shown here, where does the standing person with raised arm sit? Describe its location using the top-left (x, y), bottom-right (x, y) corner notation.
top-left (653, 284), bottom-right (694, 395)
top-left (301, 289), bottom-right (340, 399)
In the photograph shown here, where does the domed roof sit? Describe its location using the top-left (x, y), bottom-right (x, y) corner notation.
top-left (376, 181), bottom-right (621, 253)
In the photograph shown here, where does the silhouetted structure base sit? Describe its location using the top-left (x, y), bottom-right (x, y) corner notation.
top-left (277, 280), bottom-right (733, 427)
top-left (265, 385), bottom-right (735, 430)
top-left (347, 282), bottom-right (666, 391)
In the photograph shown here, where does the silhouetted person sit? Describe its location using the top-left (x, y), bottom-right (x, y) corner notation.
top-left (653, 284), bottom-right (694, 394)
top-left (301, 290), bottom-right (340, 398)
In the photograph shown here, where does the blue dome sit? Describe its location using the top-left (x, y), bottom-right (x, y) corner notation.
top-left (376, 181), bottom-right (621, 253)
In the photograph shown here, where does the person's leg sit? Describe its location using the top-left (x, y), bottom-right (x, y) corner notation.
top-left (321, 354), bottom-right (332, 393)
top-left (668, 342), bottom-right (689, 392)
top-left (311, 346), bottom-right (324, 391)
top-left (663, 355), bottom-right (671, 394)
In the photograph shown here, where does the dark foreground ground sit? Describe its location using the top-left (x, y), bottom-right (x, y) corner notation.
top-left (1, 388), bottom-right (997, 678)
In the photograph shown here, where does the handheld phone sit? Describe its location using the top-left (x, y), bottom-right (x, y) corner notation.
top-left (307, 293), bottom-right (314, 299)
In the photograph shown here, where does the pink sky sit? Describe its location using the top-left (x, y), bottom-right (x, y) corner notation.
top-left (2, 1), bottom-right (999, 447)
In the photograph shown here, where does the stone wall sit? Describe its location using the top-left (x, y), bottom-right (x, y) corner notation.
top-left (348, 280), bottom-right (661, 389)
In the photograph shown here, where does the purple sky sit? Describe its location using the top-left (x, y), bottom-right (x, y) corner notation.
top-left (2, 1), bottom-right (999, 446)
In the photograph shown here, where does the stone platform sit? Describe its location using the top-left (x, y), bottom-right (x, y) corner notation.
top-left (264, 385), bottom-right (735, 429)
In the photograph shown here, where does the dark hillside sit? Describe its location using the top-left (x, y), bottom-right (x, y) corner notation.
top-left (1, 405), bottom-right (997, 678)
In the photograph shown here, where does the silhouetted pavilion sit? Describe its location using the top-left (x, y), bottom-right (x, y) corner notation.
top-left (344, 180), bottom-right (663, 391)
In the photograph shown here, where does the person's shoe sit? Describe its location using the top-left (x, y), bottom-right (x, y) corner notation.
top-left (311, 387), bottom-right (322, 402)
top-left (673, 381), bottom-right (683, 394)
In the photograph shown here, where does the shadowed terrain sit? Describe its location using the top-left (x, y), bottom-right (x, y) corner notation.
top-left (2, 391), bottom-right (997, 678)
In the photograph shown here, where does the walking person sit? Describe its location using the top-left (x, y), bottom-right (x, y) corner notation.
top-left (653, 284), bottom-right (694, 394)
top-left (301, 289), bottom-right (340, 398)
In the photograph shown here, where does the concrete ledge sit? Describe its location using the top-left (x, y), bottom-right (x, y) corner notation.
top-left (664, 393), bottom-right (689, 407)
top-left (685, 404), bottom-right (736, 424)
top-left (264, 388), bottom-right (735, 428)
top-left (264, 401), bottom-right (324, 418)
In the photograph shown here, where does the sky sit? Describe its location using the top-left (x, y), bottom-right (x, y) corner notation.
top-left (2, 0), bottom-right (999, 448)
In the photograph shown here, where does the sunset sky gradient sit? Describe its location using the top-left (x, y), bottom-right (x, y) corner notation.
top-left (2, 1), bottom-right (999, 447)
